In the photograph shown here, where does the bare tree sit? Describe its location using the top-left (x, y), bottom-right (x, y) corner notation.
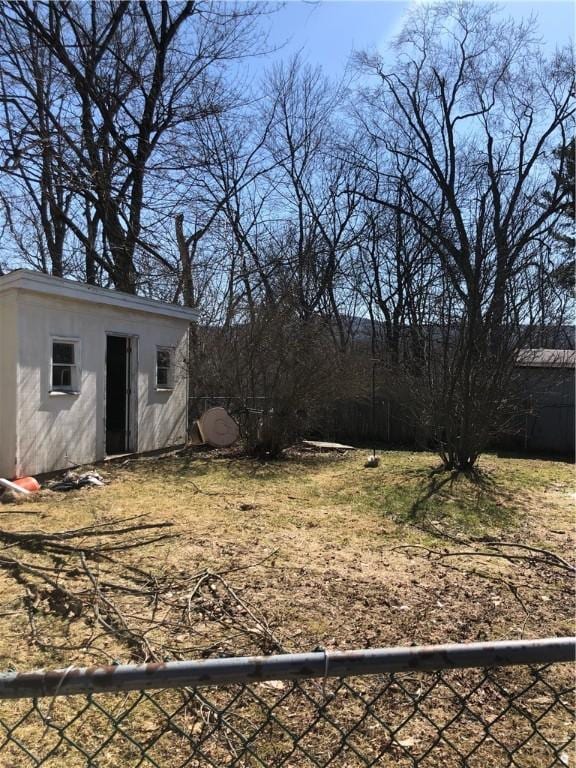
top-left (0, 15), bottom-right (76, 275)
top-left (0, 0), bottom-right (266, 292)
top-left (352, 1), bottom-right (575, 469)
top-left (261, 57), bottom-right (363, 337)
top-left (546, 136), bottom-right (575, 292)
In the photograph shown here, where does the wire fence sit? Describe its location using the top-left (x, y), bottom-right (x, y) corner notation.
top-left (0, 637), bottom-right (573, 767)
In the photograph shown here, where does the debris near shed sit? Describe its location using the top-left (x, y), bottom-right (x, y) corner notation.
top-left (48, 471), bottom-right (106, 492)
top-left (301, 440), bottom-right (357, 452)
top-left (0, 476), bottom-right (41, 504)
top-left (12, 476), bottom-right (41, 493)
top-left (0, 477), bottom-right (35, 496)
top-left (1, 470), bottom-right (107, 503)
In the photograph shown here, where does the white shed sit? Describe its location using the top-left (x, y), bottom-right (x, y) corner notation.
top-left (0, 270), bottom-right (198, 479)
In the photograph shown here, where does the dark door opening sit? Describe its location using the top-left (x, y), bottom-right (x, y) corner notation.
top-left (106, 336), bottom-right (131, 455)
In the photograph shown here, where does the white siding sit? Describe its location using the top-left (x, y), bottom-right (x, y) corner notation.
top-left (12, 291), bottom-right (189, 478)
top-left (0, 292), bottom-right (18, 478)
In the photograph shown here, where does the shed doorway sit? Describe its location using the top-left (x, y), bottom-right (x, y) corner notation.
top-left (105, 335), bottom-right (134, 455)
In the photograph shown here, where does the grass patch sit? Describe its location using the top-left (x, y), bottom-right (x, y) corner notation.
top-left (316, 450), bottom-right (564, 535)
top-left (0, 447), bottom-right (572, 670)
top-left (0, 447), bottom-right (572, 766)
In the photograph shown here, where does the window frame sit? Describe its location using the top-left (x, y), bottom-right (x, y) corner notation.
top-left (155, 346), bottom-right (175, 391)
top-left (50, 337), bottom-right (81, 395)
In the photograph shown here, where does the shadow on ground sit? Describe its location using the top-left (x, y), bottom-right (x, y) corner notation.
top-left (402, 465), bottom-right (514, 529)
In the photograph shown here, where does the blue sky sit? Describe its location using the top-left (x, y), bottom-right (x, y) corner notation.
top-left (261, 0), bottom-right (574, 80)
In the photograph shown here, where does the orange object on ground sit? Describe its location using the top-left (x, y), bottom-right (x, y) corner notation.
top-left (12, 476), bottom-right (40, 492)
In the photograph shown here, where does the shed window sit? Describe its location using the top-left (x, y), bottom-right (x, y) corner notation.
top-left (156, 347), bottom-right (174, 389)
top-left (51, 339), bottom-right (80, 392)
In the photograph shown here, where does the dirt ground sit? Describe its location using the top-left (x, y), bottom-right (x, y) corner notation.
top-left (0, 447), bottom-right (573, 670)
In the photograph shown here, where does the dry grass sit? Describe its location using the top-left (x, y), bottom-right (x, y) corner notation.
top-left (0, 447), bottom-right (573, 766)
top-left (0, 447), bottom-right (572, 670)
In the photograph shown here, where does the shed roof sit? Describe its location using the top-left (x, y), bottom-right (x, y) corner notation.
top-left (0, 269), bottom-right (199, 322)
top-left (516, 348), bottom-right (575, 369)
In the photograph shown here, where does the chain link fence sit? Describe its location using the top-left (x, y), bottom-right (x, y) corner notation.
top-left (0, 637), bottom-right (573, 767)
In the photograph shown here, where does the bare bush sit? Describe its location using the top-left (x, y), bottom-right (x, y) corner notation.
top-left (195, 302), bottom-right (367, 457)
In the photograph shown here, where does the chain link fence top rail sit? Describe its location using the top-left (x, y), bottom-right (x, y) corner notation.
top-left (0, 637), bottom-right (573, 767)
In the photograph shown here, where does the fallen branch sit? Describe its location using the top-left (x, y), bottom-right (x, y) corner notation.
top-left (392, 543), bottom-right (575, 572)
top-left (439, 550), bottom-right (575, 572)
top-left (80, 553), bottom-right (157, 661)
top-left (0, 518), bottom-right (174, 545)
top-left (0, 518), bottom-right (284, 664)
top-left (478, 540), bottom-right (575, 573)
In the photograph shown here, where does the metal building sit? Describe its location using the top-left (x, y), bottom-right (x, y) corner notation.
top-left (515, 348), bottom-right (575, 455)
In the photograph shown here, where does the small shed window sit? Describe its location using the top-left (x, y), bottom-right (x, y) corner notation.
top-left (156, 347), bottom-right (174, 389)
top-left (51, 339), bottom-right (80, 393)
